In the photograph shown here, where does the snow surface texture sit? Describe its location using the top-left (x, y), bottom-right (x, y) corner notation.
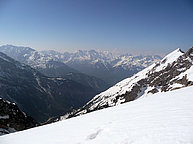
top-left (1, 86), bottom-right (193, 144)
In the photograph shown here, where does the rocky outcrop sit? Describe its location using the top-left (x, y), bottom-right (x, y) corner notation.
top-left (0, 98), bottom-right (36, 135)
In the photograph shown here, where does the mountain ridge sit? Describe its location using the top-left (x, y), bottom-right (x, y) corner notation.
top-left (62, 47), bottom-right (193, 118)
top-left (0, 45), bottom-right (110, 92)
top-left (0, 45), bottom-right (161, 85)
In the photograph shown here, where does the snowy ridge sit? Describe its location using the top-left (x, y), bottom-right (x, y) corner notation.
top-left (64, 47), bottom-right (193, 117)
top-left (0, 45), bottom-right (161, 74)
top-left (43, 49), bottom-right (161, 70)
top-left (0, 45), bottom-right (161, 68)
top-left (112, 54), bottom-right (161, 70)
top-left (1, 85), bottom-right (193, 144)
top-left (0, 45), bottom-right (60, 69)
top-left (0, 45), bottom-right (161, 85)
top-left (154, 48), bottom-right (183, 72)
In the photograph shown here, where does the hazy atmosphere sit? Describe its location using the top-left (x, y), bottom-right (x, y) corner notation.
top-left (0, 0), bottom-right (193, 55)
top-left (1, 0), bottom-right (193, 143)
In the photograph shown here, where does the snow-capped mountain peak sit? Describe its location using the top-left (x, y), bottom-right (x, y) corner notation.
top-left (0, 45), bottom-right (162, 85)
top-left (154, 48), bottom-right (184, 72)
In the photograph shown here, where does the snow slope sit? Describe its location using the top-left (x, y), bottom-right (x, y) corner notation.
top-left (1, 86), bottom-right (193, 144)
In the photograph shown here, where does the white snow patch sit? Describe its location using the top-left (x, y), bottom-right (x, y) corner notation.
top-left (0, 115), bottom-right (9, 119)
top-left (169, 83), bottom-right (184, 90)
top-left (1, 86), bottom-right (193, 144)
top-left (176, 65), bottom-right (193, 81)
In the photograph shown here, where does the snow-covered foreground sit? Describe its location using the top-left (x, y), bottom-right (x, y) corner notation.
top-left (1, 86), bottom-right (193, 144)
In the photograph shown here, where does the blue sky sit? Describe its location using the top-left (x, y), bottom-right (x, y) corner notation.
top-left (0, 0), bottom-right (193, 55)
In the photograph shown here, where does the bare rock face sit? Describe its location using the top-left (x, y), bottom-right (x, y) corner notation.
top-left (0, 98), bottom-right (37, 135)
top-left (62, 47), bottom-right (193, 119)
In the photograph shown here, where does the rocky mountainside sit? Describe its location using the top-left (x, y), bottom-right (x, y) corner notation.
top-left (0, 45), bottom-right (110, 92)
top-left (63, 47), bottom-right (193, 118)
top-left (36, 60), bottom-right (109, 92)
top-left (0, 52), bottom-right (96, 123)
top-left (0, 98), bottom-right (36, 135)
top-left (0, 45), bottom-right (161, 86)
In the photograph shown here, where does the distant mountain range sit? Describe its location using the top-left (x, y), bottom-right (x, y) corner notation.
top-left (0, 45), bottom-right (161, 86)
top-left (0, 45), bottom-right (109, 93)
top-left (62, 47), bottom-right (193, 118)
top-left (0, 52), bottom-right (96, 122)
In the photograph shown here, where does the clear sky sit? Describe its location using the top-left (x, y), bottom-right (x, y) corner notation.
top-left (0, 0), bottom-right (193, 55)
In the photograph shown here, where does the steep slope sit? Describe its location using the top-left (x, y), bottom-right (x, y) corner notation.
top-left (0, 52), bottom-right (96, 122)
top-left (65, 47), bottom-right (193, 117)
top-left (62, 72), bottom-right (109, 92)
top-left (0, 45), bottom-right (110, 92)
top-left (1, 85), bottom-right (193, 144)
top-left (36, 60), bottom-right (109, 92)
top-left (0, 98), bottom-right (36, 136)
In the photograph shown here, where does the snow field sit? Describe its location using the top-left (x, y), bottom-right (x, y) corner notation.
top-left (1, 86), bottom-right (193, 144)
